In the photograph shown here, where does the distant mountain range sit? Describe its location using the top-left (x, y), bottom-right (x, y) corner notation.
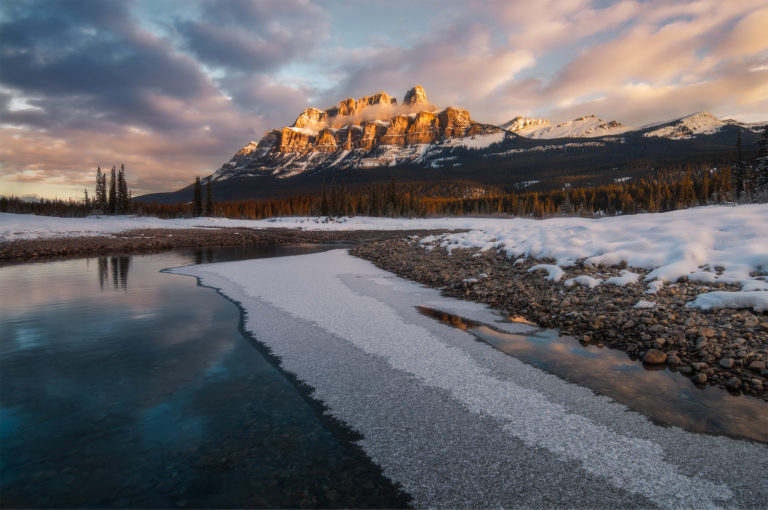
top-left (138, 87), bottom-right (766, 204)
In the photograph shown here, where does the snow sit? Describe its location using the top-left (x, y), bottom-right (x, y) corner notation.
top-left (564, 275), bottom-right (602, 288)
top-left (634, 300), bottom-right (656, 309)
top-left (604, 270), bottom-right (640, 286)
top-left (687, 291), bottom-right (768, 313)
top-left (445, 131), bottom-right (507, 149)
top-left (515, 115), bottom-right (633, 139)
top-left (3, 204), bottom-right (767, 311)
top-left (528, 264), bottom-right (565, 282)
top-left (169, 249), bottom-right (763, 508)
top-left (643, 112), bottom-right (724, 139)
top-left (417, 204), bottom-right (768, 304)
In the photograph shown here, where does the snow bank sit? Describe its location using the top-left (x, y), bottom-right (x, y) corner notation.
top-left (418, 204), bottom-right (768, 304)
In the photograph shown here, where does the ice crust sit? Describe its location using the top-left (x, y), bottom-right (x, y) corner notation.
top-left (172, 250), bottom-right (767, 508)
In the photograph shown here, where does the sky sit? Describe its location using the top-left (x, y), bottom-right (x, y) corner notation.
top-left (1, 0), bottom-right (767, 200)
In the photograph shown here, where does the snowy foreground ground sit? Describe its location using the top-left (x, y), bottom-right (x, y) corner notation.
top-left (173, 250), bottom-right (768, 508)
top-left (2, 204), bottom-right (767, 310)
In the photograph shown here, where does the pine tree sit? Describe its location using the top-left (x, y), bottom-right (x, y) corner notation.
top-left (83, 188), bottom-right (90, 209)
top-left (193, 177), bottom-right (203, 216)
top-left (116, 164), bottom-right (126, 214)
top-left (205, 179), bottom-right (214, 216)
top-left (119, 164), bottom-right (130, 214)
top-left (108, 165), bottom-right (117, 214)
top-left (94, 166), bottom-right (106, 213)
top-left (755, 126), bottom-right (768, 192)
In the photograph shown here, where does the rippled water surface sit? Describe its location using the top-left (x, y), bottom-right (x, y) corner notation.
top-left (0, 245), bottom-right (409, 508)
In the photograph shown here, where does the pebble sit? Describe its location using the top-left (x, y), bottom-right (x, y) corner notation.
top-left (692, 373), bottom-right (707, 384)
top-left (719, 358), bottom-right (734, 369)
top-left (725, 377), bottom-right (742, 391)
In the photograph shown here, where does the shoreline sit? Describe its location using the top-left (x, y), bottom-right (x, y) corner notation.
top-left (2, 227), bottom-right (766, 399)
top-left (0, 227), bottom-right (454, 264)
top-left (351, 239), bottom-right (768, 400)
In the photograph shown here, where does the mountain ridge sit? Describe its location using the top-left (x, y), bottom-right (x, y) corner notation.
top-left (136, 87), bottom-right (767, 204)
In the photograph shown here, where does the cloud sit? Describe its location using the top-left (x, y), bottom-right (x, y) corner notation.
top-left (1, 0), bottom-right (767, 200)
top-left (174, 0), bottom-right (331, 73)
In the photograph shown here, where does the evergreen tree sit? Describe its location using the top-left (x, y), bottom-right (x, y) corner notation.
top-left (205, 180), bottom-right (214, 216)
top-left (119, 164), bottom-right (130, 213)
top-left (193, 177), bottom-right (203, 216)
top-left (733, 131), bottom-right (746, 201)
top-left (116, 164), bottom-right (126, 214)
top-left (755, 126), bottom-right (768, 192)
top-left (94, 166), bottom-right (106, 213)
top-left (108, 165), bottom-right (117, 214)
top-left (83, 188), bottom-right (90, 209)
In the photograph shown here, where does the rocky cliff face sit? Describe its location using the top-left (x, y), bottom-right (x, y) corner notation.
top-left (211, 86), bottom-right (504, 181)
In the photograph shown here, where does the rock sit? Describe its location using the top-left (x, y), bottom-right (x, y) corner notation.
top-left (748, 360), bottom-right (766, 372)
top-left (679, 365), bottom-right (693, 375)
top-left (695, 337), bottom-right (708, 351)
top-left (719, 358), bottom-right (734, 369)
top-left (698, 327), bottom-right (716, 338)
top-left (403, 85), bottom-right (431, 108)
top-left (643, 349), bottom-right (667, 364)
top-left (666, 355), bottom-right (681, 366)
top-left (438, 106), bottom-right (472, 138)
top-left (725, 377), bottom-right (742, 391)
top-left (691, 362), bottom-right (709, 371)
top-left (406, 112), bottom-right (440, 144)
top-left (692, 373), bottom-right (707, 384)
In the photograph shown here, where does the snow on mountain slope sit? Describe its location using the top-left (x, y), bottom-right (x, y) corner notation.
top-left (501, 116), bottom-right (551, 132)
top-left (512, 115), bottom-right (633, 139)
top-left (643, 112), bottom-right (726, 139)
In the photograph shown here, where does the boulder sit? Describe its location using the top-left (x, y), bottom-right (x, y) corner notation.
top-left (643, 349), bottom-right (667, 364)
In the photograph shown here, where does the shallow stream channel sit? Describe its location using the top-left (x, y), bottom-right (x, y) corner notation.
top-left (0, 245), bottom-right (409, 508)
top-left (1, 245), bottom-right (766, 508)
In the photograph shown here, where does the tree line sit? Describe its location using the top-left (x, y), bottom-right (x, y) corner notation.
top-left (3, 127), bottom-right (767, 219)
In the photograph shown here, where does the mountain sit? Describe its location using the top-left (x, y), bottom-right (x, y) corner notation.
top-left (640, 111), bottom-right (764, 139)
top-left (207, 86), bottom-right (503, 183)
top-left (137, 88), bottom-right (766, 204)
top-left (504, 114), bottom-right (633, 139)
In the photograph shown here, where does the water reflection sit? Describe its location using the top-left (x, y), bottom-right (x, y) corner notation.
top-left (418, 306), bottom-right (768, 443)
top-left (98, 256), bottom-right (130, 290)
top-left (0, 248), bottom-right (408, 508)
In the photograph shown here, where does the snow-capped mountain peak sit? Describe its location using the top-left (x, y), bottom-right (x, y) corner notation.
top-left (501, 116), bottom-right (551, 132)
top-left (506, 114), bottom-right (632, 139)
top-left (642, 111), bottom-right (725, 139)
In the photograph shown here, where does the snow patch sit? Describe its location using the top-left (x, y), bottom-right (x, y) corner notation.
top-left (528, 264), bottom-right (565, 282)
top-left (564, 275), bottom-right (602, 288)
top-left (687, 291), bottom-right (768, 313)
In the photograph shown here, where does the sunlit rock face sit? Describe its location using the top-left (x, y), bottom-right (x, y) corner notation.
top-left (274, 86), bottom-right (500, 153)
top-left (210, 86), bottom-right (506, 180)
top-left (403, 85), bottom-right (430, 107)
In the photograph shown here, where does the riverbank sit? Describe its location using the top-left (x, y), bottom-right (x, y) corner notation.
top-left (352, 239), bottom-right (768, 400)
top-left (0, 227), bottom-right (450, 263)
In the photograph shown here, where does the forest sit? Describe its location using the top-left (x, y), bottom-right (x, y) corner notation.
top-left (3, 127), bottom-right (767, 220)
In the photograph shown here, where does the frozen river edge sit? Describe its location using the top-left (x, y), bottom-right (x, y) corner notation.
top-left (172, 249), bottom-right (767, 509)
